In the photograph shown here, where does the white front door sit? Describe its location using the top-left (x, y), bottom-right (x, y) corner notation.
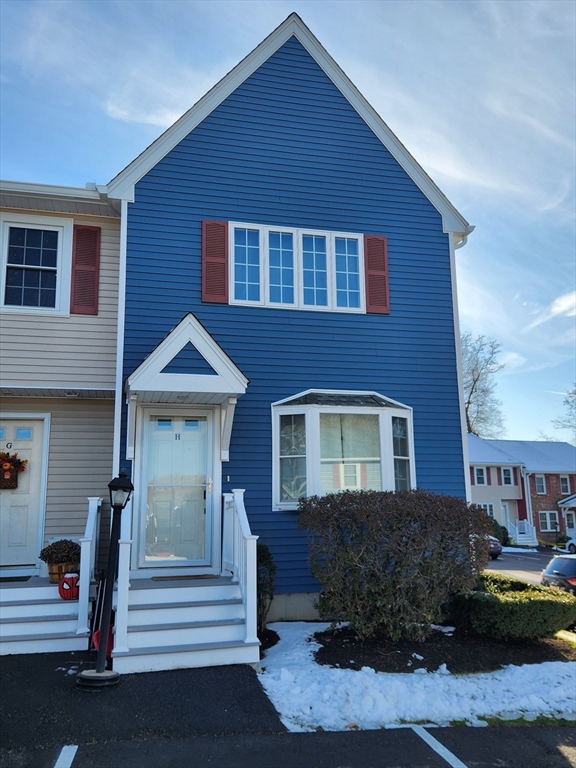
top-left (0, 419), bottom-right (44, 568)
top-left (500, 501), bottom-right (510, 529)
top-left (566, 510), bottom-right (575, 540)
top-left (138, 410), bottom-right (214, 568)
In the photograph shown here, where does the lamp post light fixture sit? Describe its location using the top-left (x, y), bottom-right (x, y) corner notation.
top-left (77, 469), bottom-right (133, 689)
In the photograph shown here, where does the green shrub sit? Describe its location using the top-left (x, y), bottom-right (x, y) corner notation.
top-left (257, 543), bottom-right (276, 636)
top-left (298, 489), bottom-right (492, 641)
top-left (449, 572), bottom-right (576, 640)
top-left (490, 520), bottom-right (509, 546)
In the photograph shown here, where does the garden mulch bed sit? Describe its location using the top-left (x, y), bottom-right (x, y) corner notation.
top-left (312, 626), bottom-right (576, 675)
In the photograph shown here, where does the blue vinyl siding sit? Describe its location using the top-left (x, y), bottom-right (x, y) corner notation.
top-left (161, 342), bottom-right (218, 374)
top-left (123, 37), bottom-right (466, 593)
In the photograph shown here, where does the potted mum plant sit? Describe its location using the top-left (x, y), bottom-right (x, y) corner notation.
top-left (39, 539), bottom-right (81, 584)
top-left (0, 451), bottom-right (28, 490)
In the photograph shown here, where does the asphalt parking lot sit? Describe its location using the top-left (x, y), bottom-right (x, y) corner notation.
top-left (1, 650), bottom-right (575, 768)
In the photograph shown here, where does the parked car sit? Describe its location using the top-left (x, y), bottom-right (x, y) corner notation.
top-left (540, 554), bottom-right (576, 596)
top-left (564, 538), bottom-right (576, 555)
top-left (489, 536), bottom-right (503, 560)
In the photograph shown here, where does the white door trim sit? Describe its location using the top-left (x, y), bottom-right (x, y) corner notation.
top-left (0, 412), bottom-right (51, 575)
top-left (130, 403), bottom-right (222, 576)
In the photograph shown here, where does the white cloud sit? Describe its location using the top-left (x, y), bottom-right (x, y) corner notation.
top-left (526, 291), bottom-right (576, 330)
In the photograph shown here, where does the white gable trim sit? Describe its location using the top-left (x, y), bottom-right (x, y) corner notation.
top-left (105, 14), bottom-right (471, 238)
top-left (126, 313), bottom-right (248, 400)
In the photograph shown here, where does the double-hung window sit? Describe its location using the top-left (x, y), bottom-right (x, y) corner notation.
top-left (230, 223), bottom-right (365, 313)
top-left (560, 476), bottom-right (570, 495)
top-left (0, 213), bottom-right (73, 315)
top-left (474, 467), bottom-right (486, 486)
top-left (539, 511), bottom-right (558, 532)
top-left (535, 475), bottom-right (546, 494)
top-left (502, 468), bottom-right (513, 486)
top-left (273, 390), bottom-right (414, 510)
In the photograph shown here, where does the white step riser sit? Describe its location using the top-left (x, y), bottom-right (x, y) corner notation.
top-left (127, 623), bottom-right (246, 649)
top-left (0, 602), bottom-right (80, 620)
top-left (0, 586), bottom-right (60, 602)
top-left (112, 644), bottom-right (260, 674)
top-left (126, 584), bottom-right (241, 606)
top-left (1, 618), bottom-right (79, 637)
top-left (0, 636), bottom-right (89, 655)
top-left (127, 603), bottom-right (244, 626)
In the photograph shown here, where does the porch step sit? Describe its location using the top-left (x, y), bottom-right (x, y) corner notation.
top-left (112, 639), bottom-right (260, 674)
top-left (126, 617), bottom-right (246, 648)
top-left (0, 580), bottom-right (90, 655)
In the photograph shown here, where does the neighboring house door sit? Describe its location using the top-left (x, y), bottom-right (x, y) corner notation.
top-left (500, 501), bottom-right (510, 529)
top-left (566, 510), bottom-right (575, 541)
top-left (0, 418), bottom-right (45, 568)
top-left (136, 410), bottom-right (214, 569)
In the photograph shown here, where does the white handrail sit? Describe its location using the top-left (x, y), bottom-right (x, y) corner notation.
top-left (222, 490), bottom-right (259, 645)
top-left (77, 497), bottom-right (102, 635)
top-left (113, 499), bottom-right (133, 654)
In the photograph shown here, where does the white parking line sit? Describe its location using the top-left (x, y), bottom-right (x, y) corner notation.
top-left (412, 726), bottom-right (468, 768)
top-left (54, 745), bottom-right (78, 768)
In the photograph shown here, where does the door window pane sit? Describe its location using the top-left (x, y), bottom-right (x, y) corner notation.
top-left (145, 416), bottom-right (207, 562)
top-left (320, 413), bottom-right (381, 493)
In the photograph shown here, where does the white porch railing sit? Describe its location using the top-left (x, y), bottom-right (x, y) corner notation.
top-left (508, 518), bottom-right (537, 545)
top-left (112, 500), bottom-right (133, 654)
top-left (222, 489), bottom-right (259, 644)
top-left (77, 497), bottom-right (102, 635)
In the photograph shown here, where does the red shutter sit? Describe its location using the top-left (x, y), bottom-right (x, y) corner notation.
top-left (71, 226), bottom-right (100, 315)
top-left (470, 467), bottom-right (475, 486)
top-left (202, 221), bottom-right (228, 303)
top-left (487, 467), bottom-right (492, 486)
top-left (364, 235), bottom-right (390, 314)
top-left (497, 468), bottom-right (502, 485)
top-left (513, 467), bottom-right (518, 485)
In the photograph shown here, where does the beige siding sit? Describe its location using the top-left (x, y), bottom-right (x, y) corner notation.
top-left (0, 210), bottom-right (119, 389)
top-left (1, 398), bottom-right (113, 550)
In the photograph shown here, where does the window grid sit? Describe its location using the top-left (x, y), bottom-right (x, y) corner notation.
top-left (535, 475), bottom-right (546, 494)
top-left (539, 511), bottom-right (558, 532)
top-left (560, 476), bottom-right (570, 495)
top-left (233, 228), bottom-right (260, 302)
top-left (475, 467), bottom-right (486, 485)
top-left (269, 231), bottom-right (294, 305)
top-left (229, 223), bottom-right (365, 313)
top-left (5, 227), bottom-right (58, 308)
top-left (302, 235), bottom-right (328, 307)
top-left (335, 237), bottom-right (360, 309)
top-left (502, 468), bottom-right (512, 485)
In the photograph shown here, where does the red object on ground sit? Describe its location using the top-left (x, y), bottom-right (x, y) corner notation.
top-left (92, 627), bottom-right (114, 657)
top-left (58, 573), bottom-right (79, 600)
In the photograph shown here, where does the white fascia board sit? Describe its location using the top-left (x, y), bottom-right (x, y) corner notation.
top-left (0, 180), bottom-right (104, 200)
top-left (105, 14), bottom-right (471, 236)
top-left (126, 313), bottom-right (248, 397)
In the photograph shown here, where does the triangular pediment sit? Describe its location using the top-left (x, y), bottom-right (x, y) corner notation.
top-left (126, 314), bottom-right (248, 403)
top-left (105, 14), bottom-right (470, 239)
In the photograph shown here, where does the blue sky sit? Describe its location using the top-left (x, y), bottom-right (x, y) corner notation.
top-left (1, 0), bottom-right (574, 442)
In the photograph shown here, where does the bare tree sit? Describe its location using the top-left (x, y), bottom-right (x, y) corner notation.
top-left (461, 332), bottom-right (506, 437)
top-left (552, 384), bottom-right (576, 445)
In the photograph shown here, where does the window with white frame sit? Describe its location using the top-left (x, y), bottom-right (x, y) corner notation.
top-left (230, 223), bottom-right (365, 313)
top-left (560, 476), bottom-right (570, 495)
top-left (474, 467), bottom-right (486, 485)
top-left (502, 468), bottom-right (513, 486)
top-left (0, 213), bottom-right (73, 315)
top-left (478, 503), bottom-right (494, 516)
top-left (273, 391), bottom-right (414, 509)
top-left (535, 475), bottom-right (546, 494)
top-left (539, 511), bottom-right (558, 532)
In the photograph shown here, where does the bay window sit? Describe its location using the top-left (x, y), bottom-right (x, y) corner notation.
top-left (273, 390), bottom-right (414, 509)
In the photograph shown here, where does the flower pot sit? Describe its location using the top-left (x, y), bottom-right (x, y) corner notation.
top-left (0, 470), bottom-right (18, 490)
top-left (48, 562), bottom-right (79, 584)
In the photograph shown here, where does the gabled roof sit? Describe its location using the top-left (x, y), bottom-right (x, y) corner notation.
top-left (105, 14), bottom-right (471, 239)
top-left (126, 313), bottom-right (248, 404)
top-left (468, 434), bottom-right (576, 474)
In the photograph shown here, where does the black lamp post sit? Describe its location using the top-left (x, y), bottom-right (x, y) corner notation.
top-left (77, 469), bottom-right (133, 689)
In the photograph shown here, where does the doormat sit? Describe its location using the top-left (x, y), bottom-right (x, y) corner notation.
top-left (0, 576), bottom-right (31, 583)
top-left (151, 575), bottom-right (216, 581)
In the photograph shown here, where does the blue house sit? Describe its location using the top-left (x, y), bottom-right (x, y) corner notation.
top-left (100, 13), bottom-right (473, 672)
